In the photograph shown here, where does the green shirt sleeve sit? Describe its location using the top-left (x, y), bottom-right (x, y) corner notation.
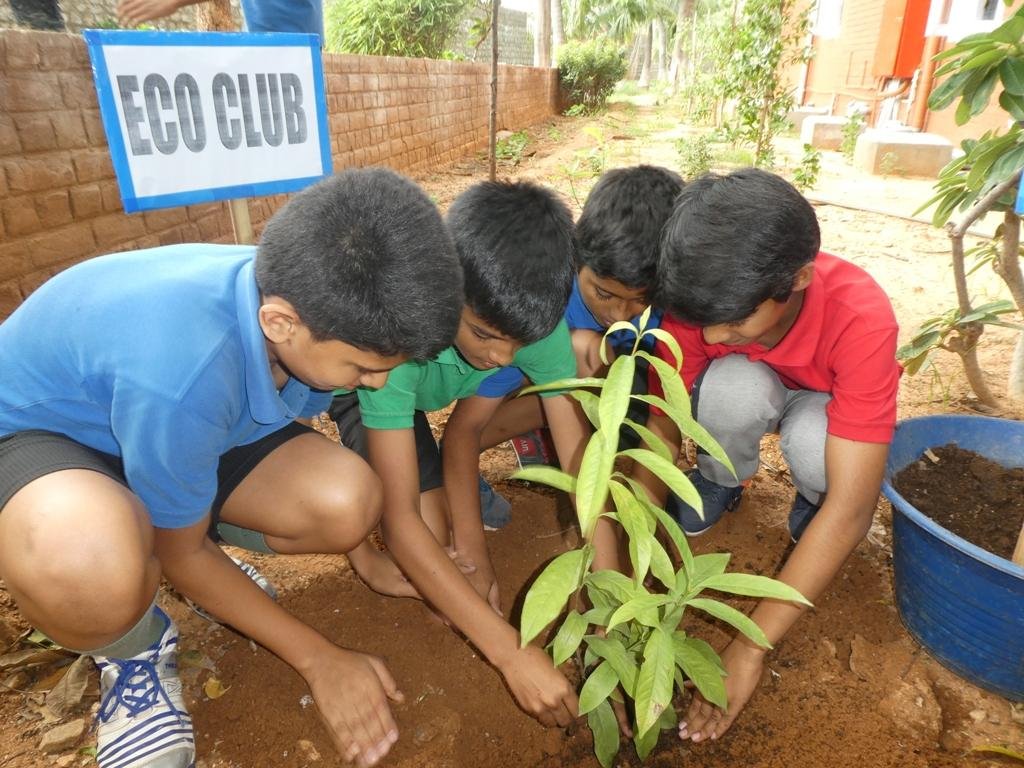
top-left (356, 361), bottom-right (423, 429)
top-left (513, 319), bottom-right (577, 396)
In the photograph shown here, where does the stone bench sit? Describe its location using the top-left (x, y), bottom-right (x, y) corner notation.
top-left (787, 106), bottom-right (830, 133)
top-left (853, 129), bottom-right (954, 177)
top-left (800, 116), bottom-right (850, 151)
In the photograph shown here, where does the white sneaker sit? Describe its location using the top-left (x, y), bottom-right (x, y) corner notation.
top-left (187, 554), bottom-right (277, 623)
top-left (94, 607), bottom-right (195, 768)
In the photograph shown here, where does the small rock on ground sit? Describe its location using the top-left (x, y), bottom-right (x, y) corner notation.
top-left (38, 718), bottom-right (85, 754)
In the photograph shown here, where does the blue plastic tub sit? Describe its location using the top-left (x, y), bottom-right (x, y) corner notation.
top-left (881, 414), bottom-right (1024, 701)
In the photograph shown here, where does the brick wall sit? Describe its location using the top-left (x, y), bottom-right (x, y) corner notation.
top-left (0, 29), bottom-right (559, 319)
top-left (801, 0), bottom-right (887, 112)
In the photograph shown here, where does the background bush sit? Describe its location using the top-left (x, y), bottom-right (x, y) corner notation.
top-left (558, 40), bottom-right (627, 111)
top-left (325, 0), bottom-right (471, 58)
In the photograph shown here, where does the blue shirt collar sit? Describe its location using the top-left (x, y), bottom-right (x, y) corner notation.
top-left (234, 260), bottom-right (308, 424)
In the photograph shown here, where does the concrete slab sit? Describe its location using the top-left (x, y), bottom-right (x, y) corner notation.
top-left (787, 106), bottom-right (830, 133)
top-left (800, 115), bottom-right (851, 151)
top-left (853, 129), bottom-right (954, 178)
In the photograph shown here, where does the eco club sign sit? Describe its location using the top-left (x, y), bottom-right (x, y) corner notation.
top-left (84, 30), bottom-right (331, 213)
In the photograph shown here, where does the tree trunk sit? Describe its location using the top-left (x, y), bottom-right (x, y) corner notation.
top-left (652, 19), bottom-right (666, 83)
top-left (669, 0), bottom-right (696, 94)
top-left (551, 0), bottom-right (564, 63)
top-left (534, 0), bottom-right (551, 67)
top-left (638, 22), bottom-right (653, 88)
top-left (999, 211), bottom-right (1024, 401)
top-left (489, 1), bottom-right (500, 182)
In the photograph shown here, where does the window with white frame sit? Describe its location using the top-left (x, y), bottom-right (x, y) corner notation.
top-left (926, 0), bottom-right (1004, 41)
top-left (813, 0), bottom-right (843, 38)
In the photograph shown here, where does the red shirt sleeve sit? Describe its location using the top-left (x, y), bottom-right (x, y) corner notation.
top-left (825, 322), bottom-right (901, 443)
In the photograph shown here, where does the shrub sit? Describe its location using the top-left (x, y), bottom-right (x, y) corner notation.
top-left (558, 40), bottom-right (628, 111)
top-left (792, 143), bottom-right (821, 191)
top-left (840, 111), bottom-right (866, 160)
top-left (676, 134), bottom-right (713, 178)
top-left (324, 0), bottom-right (471, 59)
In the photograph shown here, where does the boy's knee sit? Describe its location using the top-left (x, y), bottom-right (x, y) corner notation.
top-left (571, 329), bottom-right (605, 376)
top-left (696, 357), bottom-right (786, 432)
top-left (313, 463), bottom-right (383, 550)
top-left (780, 394), bottom-right (829, 496)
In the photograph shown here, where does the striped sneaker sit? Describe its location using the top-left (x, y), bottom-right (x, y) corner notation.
top-left (186, 554), bottom-right (277, 623)
top-left (94, 607), bottom-right (195, 768)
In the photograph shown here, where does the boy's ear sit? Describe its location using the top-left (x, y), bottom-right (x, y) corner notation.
top-left (791, 263), bottom-right (814, 293)
top-left (258, 297), bottom-right (301, 344)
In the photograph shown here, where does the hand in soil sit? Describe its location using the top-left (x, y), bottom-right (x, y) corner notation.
top-left (305, 647), bottom-right (404, 767)
top-left (499, 644), bottom-right (580, 728)
top-left (678, 639), bottom-right (766, 743)
top-left (349, 545), bottom-right (421, 599)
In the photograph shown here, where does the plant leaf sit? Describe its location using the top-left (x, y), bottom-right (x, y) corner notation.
top-left (609, 480), bottom-right (652, 582)
top-left (606, 594), bottom-right (672, 631)
top-left (576, 430), bottom-right (615, 538)
top-left (673, 633), bottom-right (728, 709)
top-left (640, 328), bottom-right (684, 370)
top-left (634, 627), bottom-right (676, 737)
top-left (509, 465), bottom-right (577, 494)
top-left (598, 354), bottom-right (636, 442)
top-left (551, 610), bottom-right (589, 666)
top-left (636, 350), bottom-right (692, 417)
top-left (579, 660), bottom-right (620, 714)
top-left (696, 573), bottom-right (812, 605)
top-left (689, 552), bottom-right (731, 585)
top-left (587, 699), bottom-right (620, 768)
top-left (687, 597), bottom-right (771, 648)
top-left (647, 536), bottom-right (677, 591)
top-left (586, 569), bottom-right (640, 607)
top-left (585, 634), bottom-right (640, 697)
top-left (521, 547), bottom-right (593, 646)
top-left (618, 448), bottom-right (702, 513)
top-left (45, 655), bottom-right (90, 717)
top-left (632, 394), bottom-right (736, 477)
top-left (571, 389), bottom-right (601, 428)
top-left (622, 418), bottom-right (672, 462)
top-left (1001, 56), bottom-right (1024, 95)
top-left (520, 376), bottom-right (605, 395)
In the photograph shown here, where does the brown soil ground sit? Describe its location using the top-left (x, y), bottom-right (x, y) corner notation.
top-left (894, 444), bottom-right (1024, 560)
top-left (1, 98), bottom-right (1023, 768)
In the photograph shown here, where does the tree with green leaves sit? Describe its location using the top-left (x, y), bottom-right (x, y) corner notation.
top-left (719, 0), bottom-right (811, 167)
top-left (513, 312), bottom-right (809, 766)
top-left (324, 0), bottom-right (471, 58)
top-left (908, 3), bottom-right (1024, 406)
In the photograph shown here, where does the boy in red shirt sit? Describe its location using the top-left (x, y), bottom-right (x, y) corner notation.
top-left (637, 168), bottom-right (900, 744)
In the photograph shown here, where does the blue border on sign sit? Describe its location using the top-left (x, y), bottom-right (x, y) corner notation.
top-left (82, 30), bottom-right (331, 213)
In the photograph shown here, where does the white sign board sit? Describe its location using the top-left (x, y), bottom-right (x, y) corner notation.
top-left (84, 30), bottom-right (331, 213)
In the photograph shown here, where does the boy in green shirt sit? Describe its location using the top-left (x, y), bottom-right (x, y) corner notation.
top-left (330, 180), bottom-right (594, 726)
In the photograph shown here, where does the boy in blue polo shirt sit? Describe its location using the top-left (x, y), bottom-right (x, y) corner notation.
top-left (330, 180), bottom-right (594, 729)
top-left (0, 169), bottom-right (462, 768)
top-left (475, 165), bottom-right (684, 522)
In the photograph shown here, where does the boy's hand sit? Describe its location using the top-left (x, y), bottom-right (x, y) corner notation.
top-left (678, 639), bottom-right (766, 743)
top-left (304, 647), bottom-right (404, 767)
top-left (498, 645), bottom-right (579, 727)
top-left (348, 543), bottom-right (420, 599)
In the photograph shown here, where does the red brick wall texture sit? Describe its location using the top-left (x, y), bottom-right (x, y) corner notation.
top-left (0, 30), bottom-right (559, 319)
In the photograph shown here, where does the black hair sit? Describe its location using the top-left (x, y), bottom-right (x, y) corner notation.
top-left (655, 167), bottom-right (820, 325)
top-left (255, 167), bottom-right (463, 359)
top-left (576, 164), bottom-right (684, 294)
top-left (445, 180), bottom-right (575, 344)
